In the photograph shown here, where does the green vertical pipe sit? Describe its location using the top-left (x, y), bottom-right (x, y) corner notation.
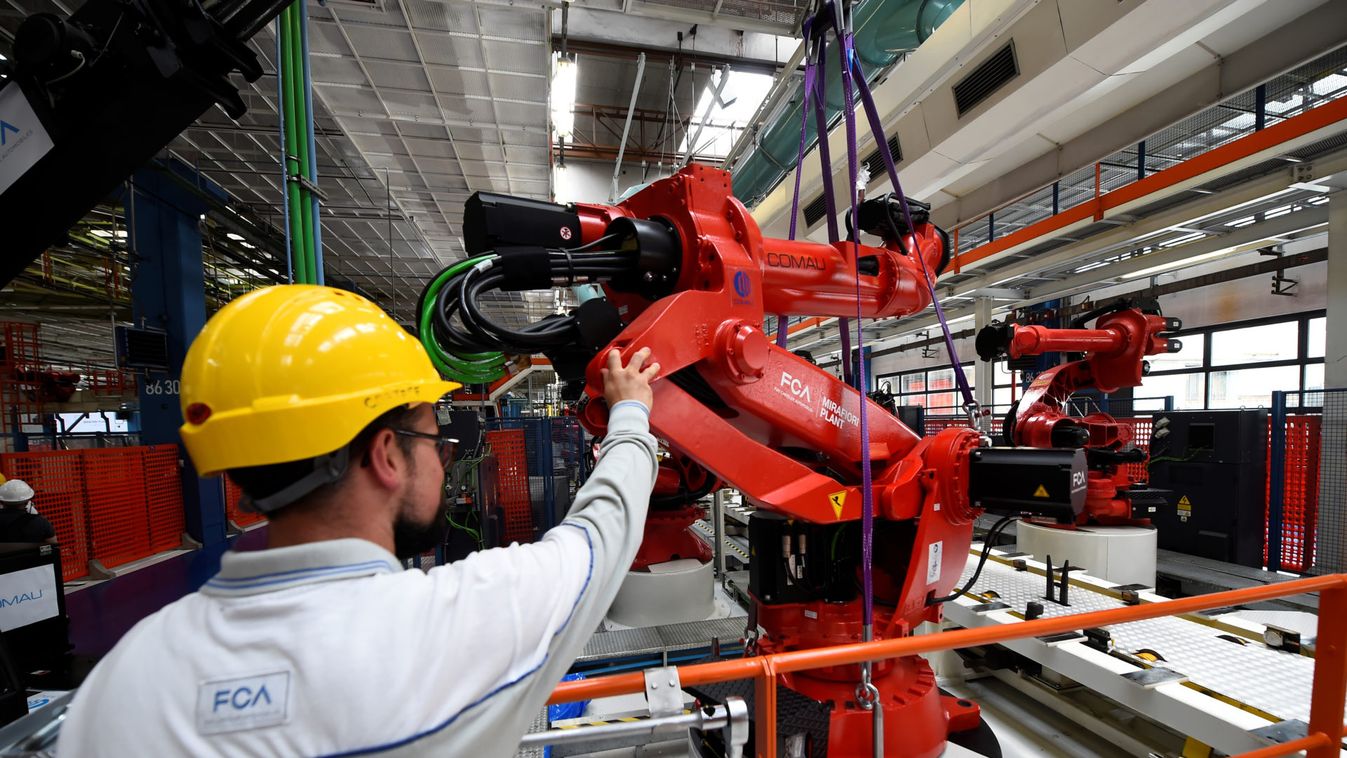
top-left (280, 6), bottom-right (309, 284)
top-left (287, 9), bottom-right (316, 283)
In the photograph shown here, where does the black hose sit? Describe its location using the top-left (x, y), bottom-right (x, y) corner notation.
top-left (927, 516), bottom-right (1017, 605)
top-left (426, 243), bottom-right (645, 358)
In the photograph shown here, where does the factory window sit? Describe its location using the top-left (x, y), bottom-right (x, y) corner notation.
top-left (993, 386), bottom-right (1015, 408)
top-left (1142, 311), bottom-right (1324, 410)
top-left (1305, 363), bottom-right (1324, 393)
top-left (879, 364), bottom-right (976, 416)
top-left (1308, 317), bottom-right (1326, 359)
top-left (1208, 364), bottom-right (1301, 409)
top-left (1140, 372), bottom-right (1206, 410)
top-left (900, 372), bottom-right (927, 394)
top-left (1209, 321), bottom-right (1298, 366)
top-left (1147, 333), bottom-right (1204, 372)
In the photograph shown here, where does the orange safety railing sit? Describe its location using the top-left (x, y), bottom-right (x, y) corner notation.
top-left (548, 575), bottom-right (1347, 758)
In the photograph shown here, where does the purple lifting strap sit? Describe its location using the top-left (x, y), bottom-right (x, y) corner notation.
top-left (847, 51), bottom-right (976, 412)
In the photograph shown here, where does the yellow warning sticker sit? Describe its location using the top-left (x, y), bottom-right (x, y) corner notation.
top-left (829, 490), bottom-right (847, 519)
top-left (1033, 484), bottom-right (1049, 498)
top-left (1178, 495), bottom-right (1191, 522)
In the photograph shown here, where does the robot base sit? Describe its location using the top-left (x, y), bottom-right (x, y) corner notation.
top-left (606, 559), bottom-right (715, 628)
top-left (1016, 521), bottom-right (1157, 586)
top-left (754, 601), bottom-right (983, 757)
top-left (782, 655), bottom-right (980, 757)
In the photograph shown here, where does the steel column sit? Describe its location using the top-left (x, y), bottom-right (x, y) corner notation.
top-left (130, 160), bottom-right (228, 547)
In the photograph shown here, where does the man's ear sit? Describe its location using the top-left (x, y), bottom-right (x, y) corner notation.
top-left (363, 428), bottom-right (406, 490)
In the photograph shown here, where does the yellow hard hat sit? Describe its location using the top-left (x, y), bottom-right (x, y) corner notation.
top-left (180, 285), bottom-right (461, 477)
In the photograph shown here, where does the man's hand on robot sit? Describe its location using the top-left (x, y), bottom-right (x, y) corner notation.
top-left (601, 347), bottom-right (661, 410)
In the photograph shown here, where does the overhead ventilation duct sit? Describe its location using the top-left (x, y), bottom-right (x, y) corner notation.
top-left (952, 42), bottom-right (1018, 117)
top-left (729, 0), bottom-right (964, 206)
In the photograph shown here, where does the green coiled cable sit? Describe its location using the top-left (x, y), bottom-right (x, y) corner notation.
top-left (419, 255), bottom-right (508, 384)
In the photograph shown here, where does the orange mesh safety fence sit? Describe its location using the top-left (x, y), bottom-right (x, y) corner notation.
top-left (1267, 415), bottom-right (1320, 573)
top-left (487, 429), bottom-right (534, 544)
top-left (0, 449), bottom-right (89, 581)
top-left (0, 445), bottom-right (190, 579)
top-left (82, 447), bottom-right (152, 568)
top-left (223, 475), bottom-right (266, 528)
top-left (1118, 417), bottom-right (1152, 484)
top-left (144, 445), bottom-right (186, 552)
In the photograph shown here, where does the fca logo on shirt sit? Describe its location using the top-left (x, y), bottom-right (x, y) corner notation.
top-left (0, 121), bottom-right (18, 146)
top-left (213, 684), bottom-right (274, 712)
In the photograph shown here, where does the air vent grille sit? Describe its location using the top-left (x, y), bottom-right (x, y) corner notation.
top-left (953, 42), bottom-right (1018, 117)
top-left (803, 193), bottom-right (830, 226)
top-left (862, 134), bottom-right (903, 180)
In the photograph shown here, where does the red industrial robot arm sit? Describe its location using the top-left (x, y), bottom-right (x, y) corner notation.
top-left (567, 166), bottom-right (1083, 625)
top-left (976, 302), bottom-right (1181, 522)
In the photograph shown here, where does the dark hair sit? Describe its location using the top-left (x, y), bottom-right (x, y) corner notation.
top-left (227, 404), bottom-right (420, 511)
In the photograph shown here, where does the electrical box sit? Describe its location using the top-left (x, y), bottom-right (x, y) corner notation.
top-left (1148, 409), bottom-right (1268, 567)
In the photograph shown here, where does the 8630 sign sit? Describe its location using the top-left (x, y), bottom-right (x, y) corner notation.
top-left (144, 379), bottom-right (181, 396)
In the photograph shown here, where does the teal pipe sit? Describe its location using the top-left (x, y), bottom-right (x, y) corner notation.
top-left (731, 0), bottom-right (964, 206)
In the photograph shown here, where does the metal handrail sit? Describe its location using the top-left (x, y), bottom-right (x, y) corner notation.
top-left (549, 574), bottom-right (1347, 758)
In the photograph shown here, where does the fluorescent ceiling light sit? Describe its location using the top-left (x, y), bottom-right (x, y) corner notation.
top-left (90, 229), bottom-right (113, 238)
top-left (551, 53), bottom-right (577, 142)
top-left (1289, 181), bottom-right (1334, 193)
top-left (226, 232), bottom-right (245, 241)
top-left (1120, 242), bottom-right (1257, 281)
top-left (240, 242), bottom-right (256, 249)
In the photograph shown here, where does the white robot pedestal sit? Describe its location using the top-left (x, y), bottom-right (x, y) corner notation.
top-left (1016, 522), bottom-right (1157, 586)
top-left (605, 559), bottom-right (716, 628)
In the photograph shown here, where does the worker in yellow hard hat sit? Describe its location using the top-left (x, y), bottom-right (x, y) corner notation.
top-left (59, 284), bottom-right (660, 757)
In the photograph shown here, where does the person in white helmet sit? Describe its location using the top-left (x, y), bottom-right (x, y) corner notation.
top-left (0, 480), bottom-right (56, 545)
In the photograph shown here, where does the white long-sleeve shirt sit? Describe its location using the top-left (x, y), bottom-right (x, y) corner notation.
top-left (57, 401), bottom-right (657, 757)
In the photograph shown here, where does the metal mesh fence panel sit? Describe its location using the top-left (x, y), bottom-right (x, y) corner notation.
top-left (1267, 415), bottom-right (1321, 572)
top-left (486, 429), bottom-right (534, 544)
top-left (83, 447), bottom-right (151, 569)
top-left (222, 475), bottom-right (267, 528)
top-left (0, 449), bottom-right (89, 581)
top-left (1119, 417), bottom-right (1153, 484)
top-left (1310, 390), bottom-right (1347, 574)
top-left (144, 445), bottom-right (185, 552)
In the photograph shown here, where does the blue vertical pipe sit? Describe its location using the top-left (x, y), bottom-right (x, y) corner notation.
top-left (275, 20), bottom-right (292, 283)
top-left (298, 0), bottom-right (324, 284)
top-left (1268, 390), bottom-right (1287, 572)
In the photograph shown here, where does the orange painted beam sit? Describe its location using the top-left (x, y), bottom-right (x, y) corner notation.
top-left (952, 93), bottom-right (1347, 271)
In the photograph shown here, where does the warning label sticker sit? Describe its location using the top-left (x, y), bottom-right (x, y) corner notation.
top-left (1177, 495), bottom-right (1191, 522)
top-left (1033, 484), bottom-right (1050, 499)
top-left (829, 491), bottom-right (846, 519)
